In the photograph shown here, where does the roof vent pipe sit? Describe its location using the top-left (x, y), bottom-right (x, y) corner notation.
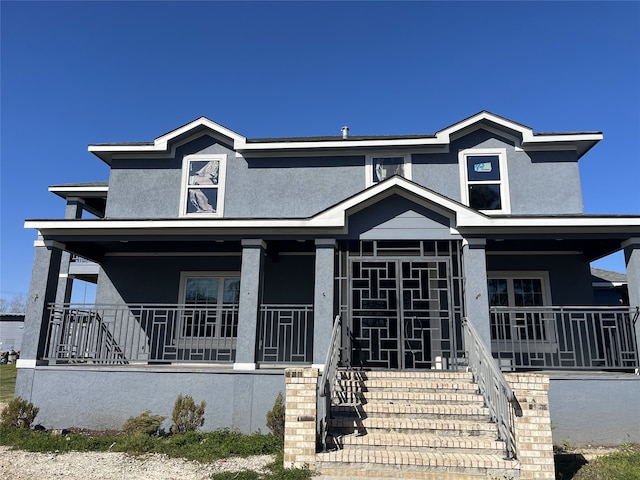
top-left (341, 126), bottom-right (349, 139)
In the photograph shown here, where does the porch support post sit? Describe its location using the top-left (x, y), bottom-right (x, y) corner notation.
top-left (462, 238), bottom-right (491, 349)
top-left (55, 198), bottom-right (85, 305)
top-left (313, 239), bottom-right (336, 368)
top-left (623, 238), bottom-right (640, 352)
top-left (234, 239), bottom-right (266, 370)
top-left (15, 236), bottom-right (64, 398)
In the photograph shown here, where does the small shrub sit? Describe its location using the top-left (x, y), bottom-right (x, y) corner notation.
top-left (0, 397), bottom-right (39, 429)
top-left (122, 410), bottom-right (166, 436)
top-left (266, 392), bottom-right (285, 439)
top-left (171, 394), bottom-right (206, 434)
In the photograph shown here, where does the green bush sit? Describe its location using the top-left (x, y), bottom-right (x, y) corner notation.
top-left (122, 410), bottom-right (166, 436)
top-left (0, 397), bottom-right (39, 429)
top-left (266, 392), bottom-right (285, 439)
top-left (171, 394), bottom-right (206, 434)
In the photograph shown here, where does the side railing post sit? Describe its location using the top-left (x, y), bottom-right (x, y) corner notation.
top-left (318, 315), bottom-right (342, 452)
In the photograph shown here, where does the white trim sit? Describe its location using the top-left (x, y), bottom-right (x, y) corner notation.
top-left (105, 252), bottom-right (242, 257)
top-left (487, 251), bottom-right (582, 256)
top-left (16, 359), bottom-right (36, 369)
top-left (365, 153), bottom-right (412, 187)
top-left (49, 185), bottom-right (108, 195)
top-left (179, 154), bottom-right (227, 217)
top-left (233, 362), bottom-right (256, 370)
top-left (312, 363), bottom-right (325, 372)
top-left (459, 148), bottom-right (511, 214)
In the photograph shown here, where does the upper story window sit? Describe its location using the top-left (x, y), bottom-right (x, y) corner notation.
top-left (180, 154), bottom-right (227, 217)
top-left (459, 148), bottom-right (510, 213)
top-left (366, 154), bottom-right (412, 187)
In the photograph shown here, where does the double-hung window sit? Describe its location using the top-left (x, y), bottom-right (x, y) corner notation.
top-left (366, 154), bottom-right (411, 187)
top-left (459, 148), bottom-right (509, 213)
top-left (180, 154), bottom-right (227, 216)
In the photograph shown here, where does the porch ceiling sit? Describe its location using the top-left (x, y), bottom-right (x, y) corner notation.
top-left (485, 236), bottom-right (628, 262)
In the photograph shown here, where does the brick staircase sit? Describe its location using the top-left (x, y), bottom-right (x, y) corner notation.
top-left (315, 370), bottom-right (520, 479)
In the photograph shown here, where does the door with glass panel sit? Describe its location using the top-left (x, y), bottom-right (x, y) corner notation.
top-left (350, 258), bottom-right (453, 369)
top-left (178, 273), bottom-right (240, 361)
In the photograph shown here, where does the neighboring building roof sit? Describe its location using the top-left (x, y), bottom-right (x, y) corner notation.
top-left (591, 267), bottom-right (627, 286)
top-left (0, 313), bottom-right (26, 321)
top-left (87, 111), bottom-right (603, 164)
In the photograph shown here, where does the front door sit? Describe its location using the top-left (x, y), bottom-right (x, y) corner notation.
top-left (349, 258), bottom-right (454, 369)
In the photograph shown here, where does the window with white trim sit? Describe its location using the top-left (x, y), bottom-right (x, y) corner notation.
top-left (179, 272), bottom-right (240, 339)
top-left (487, 272), bottom-right (551, 341)
top-left (459, 148), bottom-right (509, 213)
top-left (366, 154), bottom-right (411, 187)
top-left (180, 154), bottom-right (227, 216)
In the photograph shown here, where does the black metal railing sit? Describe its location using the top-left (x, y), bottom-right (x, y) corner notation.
top-left (491, 306), bottom-right (639, 370)
top-left (463, 317), bottom-right (520, 460)
top-left (318, 315), bottom-right (342, 452)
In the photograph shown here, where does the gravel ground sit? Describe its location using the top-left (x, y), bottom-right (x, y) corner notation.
top-left (0, 446), bottom-right (274, 480)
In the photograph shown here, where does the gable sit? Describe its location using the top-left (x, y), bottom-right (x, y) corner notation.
top-left (346, 194), bottom-right (460, 240)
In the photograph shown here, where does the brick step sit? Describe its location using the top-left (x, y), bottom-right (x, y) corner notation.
top-left (333, 390), bottom-right (485, 406)
top-left (316, 449), bottom-right (519, 479)
top-left (335, 379), bottom-right (478, 393)
top-left (336, 370), bottom-right (473, 381)
top-left (328, 417), bottom-right (498, 436)
top-left (331, 402), bottom-right (490, 421)
top-left (332, 432), bottom-right (506, 455)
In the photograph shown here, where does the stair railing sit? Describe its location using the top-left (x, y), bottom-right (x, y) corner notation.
top-left (462, 317), bottom-right (521, 460)
top-left (318, 315), bottom-right (342, 452)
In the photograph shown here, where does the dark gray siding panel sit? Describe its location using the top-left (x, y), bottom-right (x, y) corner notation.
top-left (487, 254), bottom-right (593, 305)
top-left (347, 194), bottom-right (458, 240)
top-left (96, 256), bottom-right (242, 305)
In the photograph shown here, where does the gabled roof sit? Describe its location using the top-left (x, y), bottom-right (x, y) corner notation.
top-left (88, 111), bottom-right (602, 163)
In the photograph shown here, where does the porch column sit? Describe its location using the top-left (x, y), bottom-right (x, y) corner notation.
top-left (462, 238), bottom-right (491, 348)
top-left (234, 239), bottom-right (266, 370)
top-left (15, 236), bottom-right (64, 398)
top-left (313, 239), bottom-right (336, 369)
top-left (623, 238), bottom-right (640, 350)
top-left (55, 199), bottom-right (84, 305)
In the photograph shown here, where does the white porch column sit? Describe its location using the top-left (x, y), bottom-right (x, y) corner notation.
top-left (313, 239), bottom-right (336, 368)
top-left (462, 238), bottom-right (491, 348)
top-left (234, 239), bottom-right (266, 370)
top-left (623, 238), bottom-right (640, 351)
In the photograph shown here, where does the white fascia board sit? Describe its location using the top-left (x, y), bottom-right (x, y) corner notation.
top-left (234, 137), bottom-right (444, 152)
top-left (89, 118), bottom-right (246, 155)
top-left (49, 185), bottom-right (109, 194)
top-left (459, 216), bottom-right (640, 230)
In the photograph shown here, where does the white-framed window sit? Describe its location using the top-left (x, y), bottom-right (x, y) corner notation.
top-left (178, 272), bottom-right (240, 339)
top-left (366, 154), bottom-right (412, 187)
top-left (487, 271), bottom-right (552, 341)
top-left (180, 154), bottom-right (227, 217)
top-left (459, 148), bottom-right (510, 213)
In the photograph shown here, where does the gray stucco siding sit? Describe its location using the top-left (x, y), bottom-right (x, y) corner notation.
top-left (549, 375), bottom-right (640, 445)
top-left (225, 156), bottom-right (366, 218)
top-left (105, 138), bottom-right (234, 219)
top-left (18, 366), bottom-right (284, 433)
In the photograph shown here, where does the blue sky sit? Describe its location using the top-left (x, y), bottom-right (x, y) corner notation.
top-left (1, 1), bottom-right (639, 302)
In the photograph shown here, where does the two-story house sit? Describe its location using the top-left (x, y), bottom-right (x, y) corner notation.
top-left (16, 112), bottom-right (640, 447)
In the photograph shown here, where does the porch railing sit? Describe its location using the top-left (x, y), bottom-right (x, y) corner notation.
top-left (463, 317), bottom-right (520, 460)
top-left (491, 306), bottom-right (639, 370)
top-left (257, 304), bottom-right (313, 364)
top-left (318, 315), bottom-right (342, 452)
top-left (44, 303), bottom-right (239, 364)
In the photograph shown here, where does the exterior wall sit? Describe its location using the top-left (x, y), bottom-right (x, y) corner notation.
top-left (16, 366), bottom-right (284, 433)
top-left (487, 253), bottom-right (593, 305)
top-left (548, 374), bottom-right (640, 446)
top-left (96, 255), bottom-right (242, 305)
top-left (103, 129), bottom-right (585, 221)
top-left (263, 254), bottom-right (314, 304)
